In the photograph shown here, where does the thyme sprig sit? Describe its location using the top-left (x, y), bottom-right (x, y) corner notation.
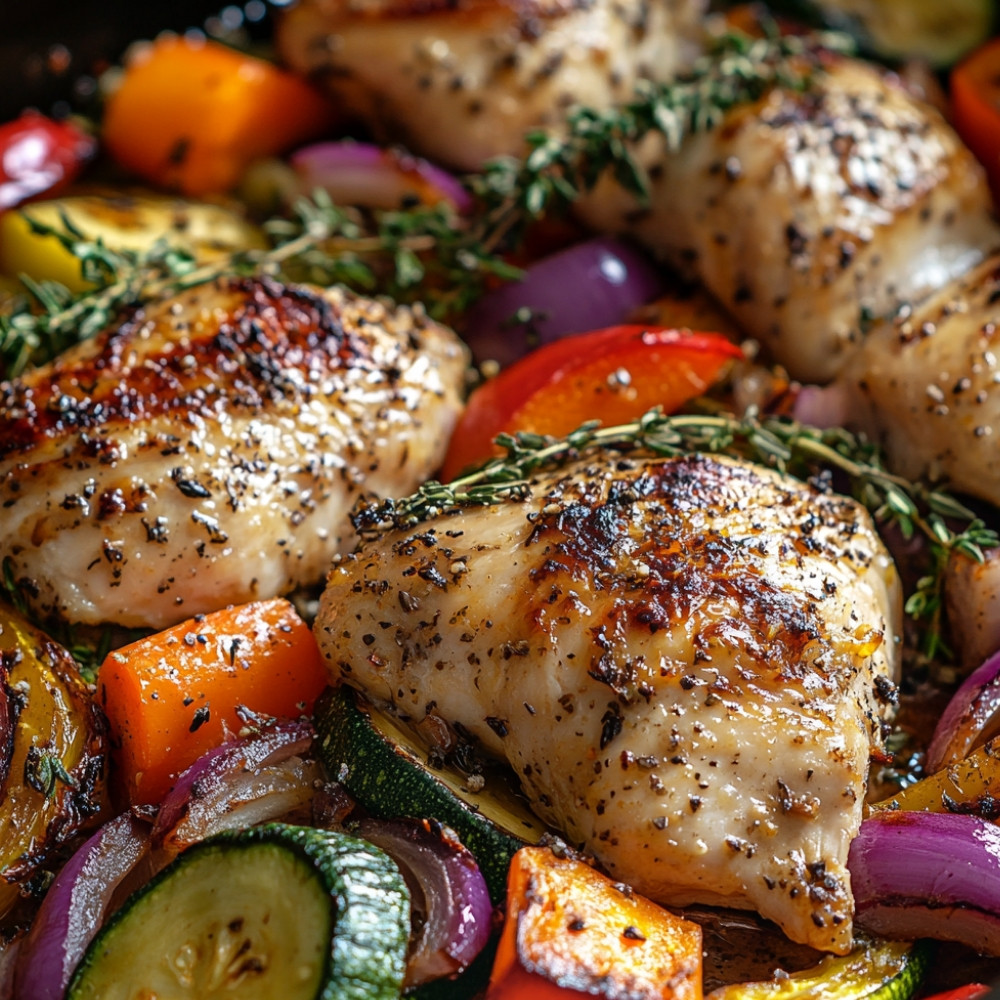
top-left (353, 407), bottom-right (997, 649)
top-left (249, 23), bottom-right (851, 318)
top-left (466, 23), bottom-right (853, 245)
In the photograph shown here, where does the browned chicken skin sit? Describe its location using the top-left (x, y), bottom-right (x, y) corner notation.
top-left (839, 252), bottom-right (1000, 508)
top-left (315, 450), bottom-right (901, 953)
top-left (0, 276), bottom-right (468, 628)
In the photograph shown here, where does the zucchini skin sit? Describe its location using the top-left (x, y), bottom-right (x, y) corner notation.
top-left (315, 685), bottom-right (542, 905)
top-left (711, 935), bottom-right (929, 1000)
top-left (66, 822), bottom-right (410, 1000)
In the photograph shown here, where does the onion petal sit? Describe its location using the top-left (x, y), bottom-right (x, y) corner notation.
top-left (290, 141), bottom-right (471, 213)
top-left (12, 813), bottom-right (150, 1000)
top-left (927, 650), bottom-right (1000, 772)
top-left (153, 720), bottom-right (321, 852)
top-left (0, 931), bottom-right (23, 1000)
top-left (460, 237), bottom-right (666, 368)
top-left (153, 719), bottom-right (319, 854)
top-left (357, 818), bottom-right (492, 987)
top-left (849, 811), bottom-right (1000, 955)
top-left (791, 383), bottom-right (850, 430)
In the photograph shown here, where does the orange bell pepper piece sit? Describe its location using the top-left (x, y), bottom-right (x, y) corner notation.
top-left (487, 846), bottom-right (702, 1000)
top-left (99, 598), bottom-right (329, 806)
top-left (441, 326), bottom-right (742, 481)
top-left (102, 36), bottom-right (339, 196)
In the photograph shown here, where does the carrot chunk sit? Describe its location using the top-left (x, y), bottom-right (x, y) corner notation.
top-left (99, 598), bottom-right (329, 806)
top-left (488, 846), bottom-right (703, 1000)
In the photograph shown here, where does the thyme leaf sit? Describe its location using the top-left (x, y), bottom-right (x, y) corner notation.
top-left (24, 746), bottom-right (75, 798)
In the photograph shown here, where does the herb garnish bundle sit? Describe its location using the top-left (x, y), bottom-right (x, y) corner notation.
top-left (354, 408), bottom-right (998, 660)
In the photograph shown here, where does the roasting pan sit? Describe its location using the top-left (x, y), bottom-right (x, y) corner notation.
top-left (3, 0), bottom-right (1000, 995)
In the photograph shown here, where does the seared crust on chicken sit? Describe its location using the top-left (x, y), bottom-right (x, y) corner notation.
top-left (579, 56), bottom-right (999, 383)
top-left (276, 0), bottom-right (706, 170)
top-left (315, 450), bottom-right (901, 952)
top-left (839, 252), bottom-right (1000, 509)
top-left (0, 277), bottom-right (467, 628)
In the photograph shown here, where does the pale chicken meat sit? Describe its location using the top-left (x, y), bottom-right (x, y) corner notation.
top-left (578, 56), bottom-right (999, 383)
top-left (0, 277), bottom-right (467, 629)
top-left (276, 0), bottom-right (706, 171)
top-left (315, 450), bottom-right (901, 953)
top-left (837, 252), bottom-right (1000, 509)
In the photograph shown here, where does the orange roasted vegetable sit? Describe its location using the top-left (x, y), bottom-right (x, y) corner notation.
top-left (0, 603), bottom-right (108, 918)
top-left (871, 733), bottom-right (1000, 818)
top-left (102, 36), bottom-right (339, 196)
top-left (99, 598), bottom-right (329, 806)
top-left (488, 845), bottom-right (702, 1000)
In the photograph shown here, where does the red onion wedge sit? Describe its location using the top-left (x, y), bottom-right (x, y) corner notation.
top-left (0, 931), bottom-right (23, 1000)
top-left (459, 237), bottom-right (667, 368)
top-left (849, 811), bottom-right (1000, 955)
top-left (790, 383), bottom-right (850, 430)
top-left (927, 650), bottom-right (1000, 772)
top-left (153, 718), bottom-right (320, 854)
top-left (290, 141), bottom-right (472, 213)
top-left (356, 817), bottom-right (493, 988)
top-left (12, 813), bottom-right (151, 1000)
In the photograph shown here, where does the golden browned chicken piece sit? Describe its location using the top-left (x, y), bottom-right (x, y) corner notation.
top-left (315, 449), bottom-right (901, 953)
top-left (0, 277), bottom-right (467, 628)
top-left (276, 0), bottom-right (707, 171)
top-left (578, 56), bottom-right (999, 383)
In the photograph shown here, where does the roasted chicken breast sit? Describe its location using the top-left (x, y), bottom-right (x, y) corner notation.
top-left (578, 56), bottom-right (999, 383)
top-left (276, 0), bottom-right (706, 171)
top-left (315, 450), bottom-right (901, 953)
top-left (0, 277), bottom-right (467, 628)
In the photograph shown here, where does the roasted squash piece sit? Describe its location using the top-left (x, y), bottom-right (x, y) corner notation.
top-left (488, 845), bottom-right (702, 1000)
top-left (0, 604), bottom-right (108, 916)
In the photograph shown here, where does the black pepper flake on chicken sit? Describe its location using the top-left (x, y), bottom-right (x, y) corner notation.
top-left (314, 451), bottom-right (901, 954)
top-left (0, 276), bottom-right (467, 628)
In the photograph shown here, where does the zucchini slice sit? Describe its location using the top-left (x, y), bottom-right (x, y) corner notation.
top-left (315, 685), bottom-right (545, 904)
top-left (710, 935), bottom-right (929, 1000)
top-left (66, 823), bottom-right (409, 1000)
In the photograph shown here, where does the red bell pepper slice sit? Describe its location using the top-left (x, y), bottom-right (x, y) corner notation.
top-left (441, 325), bottom-right (742, 481)
top-left (0, 112), bottom-right (96, 211)
top-left (920, 985), bottom-right (991, 1000)
top-left (952, 37), bottom-right (1000, 203)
